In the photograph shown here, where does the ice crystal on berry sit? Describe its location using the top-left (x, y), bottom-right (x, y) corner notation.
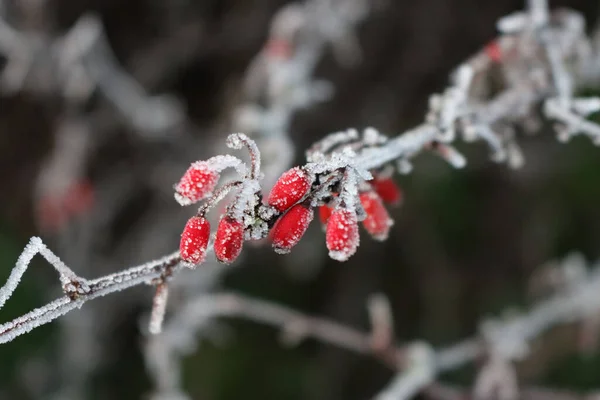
top-left (214, 216), bottom-right (244, 264)
top-left (326, 209), bottom-right (359, 262)
top-left (180, 216), bottom-right (211, 266)
top-left (268, 167), bottom-right (312, 212)
top-left (271, 204), bottom-right (314, 254)
top-left (360, 191), bottom-right (393, 241)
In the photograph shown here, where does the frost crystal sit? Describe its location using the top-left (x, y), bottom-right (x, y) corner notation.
top-left (359, 191), bottom-right (394, 241)
top-left (271, 204), bottom-right (314, 254)
top-left (174, 161), bottom-right (219, 206)
top-left (214, 216), bottom-right (245, 264)
top-left (267, 167), bottom-right (312, 212)
top-left (149, 284), bottom-right (169, 335)
top-left (179, 217), bottom-right (211, 266)
top-left (326, 209), bottom-right (360, 262)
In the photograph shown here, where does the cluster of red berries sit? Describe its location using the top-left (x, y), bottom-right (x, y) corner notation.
top-left (176, 159), bottom-right (402, 267)
top-left (176, 161), bottom-right (246, 266)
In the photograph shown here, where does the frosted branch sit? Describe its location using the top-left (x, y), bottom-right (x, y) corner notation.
top-left (374, 254), bottom-right (600, 400)
top-left (0, 244), bottom-right (181, 344)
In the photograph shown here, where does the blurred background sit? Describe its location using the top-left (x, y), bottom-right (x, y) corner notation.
top-left (1, 0), bottom-right (600, 399)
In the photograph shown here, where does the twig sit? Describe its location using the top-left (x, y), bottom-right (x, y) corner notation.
top-left (0, 242), bottom-right (180, 344)
top-left (374, 255), bottom-right (600, 400)
top-left (425, 383), bottom-right (600, 400)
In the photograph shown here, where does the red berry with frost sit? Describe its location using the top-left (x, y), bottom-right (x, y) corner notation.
top-left (268, 167), bottom-right (311, 212)
top-left (175, 161), bottom-right (219, 206)
top-left (484, 40), bottom-right (502, 63)
top-left (265, 38), bottom-right (292, 59)
top-left (271, 204), bottom-right (314, 254)
top-left (180, 216), bottom-right (211, 265)
top-left (326, 209), bottom-right (359, 262)
top-left (360, 191), bottom-right (393, 241)
top-left (214, 216), bottom-right (244, 264)
top-left (319, 205), bottom-right (333, 226)
top-left (370, 177), bottom-right (402, 206)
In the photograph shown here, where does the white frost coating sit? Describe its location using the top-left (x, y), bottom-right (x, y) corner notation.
top-left (174, 155), bottom-right (248, 207)
top-left (527, 0), bottom-right (549, 28)
top-left (0, 249), bottom-right (181, 344)
top-left (435, 64), bottom-right (474, 141)
top-left (339, 168), bottom-right (359, 210)
top-left (226, 133), bottom-right (261, 179)
top-left (306, 128), bottom-right (360, 162)
top-left (572, 98), bottom-right (600, 115)
top-left (206, 154), bottom-right (249, 177)
top-left (363, 127), bottom-right (388, 146)
top-left (374, 343), bottom-right (436, 400)
top-left (0, 298), bottom-right (79, 344)
top-left (0, 237), bottom-right (88, 311)
top-left (431, 143), bottom-right (466, 169)
top-left (230, 179), bottom-right (261, 223)
top-left (544, 97), bottom-right (600, 143)
top-left (497, 12), bottom-right (528, 34)
top-left (149, 284), bottom-right (170, 335)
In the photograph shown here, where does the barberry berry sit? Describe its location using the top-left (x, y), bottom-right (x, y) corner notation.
top-left (319, 205), bottom-right (333, 226)
top-left (370, 177), bottom-right (402, 206)
top-left (175, 161), bottom-right (219, 206)
top-left (265, 38), bottom-right (292, 59)
top-left (359, 191), bottom-right (393, 241)
top-left (180, 216), bottom-right (211, 265)
top-left (271, 203), bottom-right (314, 254)
top-left (214, 216), bottom-right (245, 264)
top-left (484, 40), bottom-right (502, 63)
top-left (326, 209), bottom-right (359, 262)
top-left (267, 167), bottom-right (311, 212)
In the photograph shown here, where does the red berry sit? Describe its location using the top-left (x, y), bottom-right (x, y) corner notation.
top-left (180, 216), bottom-right (211, 265)
top-left (267, 167), bottom-right (311, 212)
top-left (326, 209), bottom-right (359, 262)
top-left (370, 177), bottom-right (402, 206)
top-left (214, 216), bottom-right (244, 264)
top-left (175, 161), bottom-right (219, 206)
top-left (64, 179), bottom-right (95, 216)
top-left (271, 204), bottom-right (314, 254)
top-left (265, 38), bottom-right (292, 59)
top-left (484, 40), bottom-right (502, 63)
top-left (319, 205), bottom-right (333, 226)
top-left (360, 191), bottom-right (393, 241)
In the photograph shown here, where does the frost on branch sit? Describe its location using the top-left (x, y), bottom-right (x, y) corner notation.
top-left (0, 237), bottom-right (90, 310)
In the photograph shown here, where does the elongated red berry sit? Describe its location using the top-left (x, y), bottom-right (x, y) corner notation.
top-left (271, 204), bottom-right (314, 254)
top-left (360, 191), bottom-right (393, 241)
top-left (175, 161), bottom-right (219, 206)
top-left (268, 167), bottom-right (311, 212)
top-left (370, 177), bottom-right (402, 206)
top-left (214, 216), bottom-right (244, 264)
top-left (180, 216), bottom-right (210, 265)
top-left (319, 205), bottom-right (333, 226)
top-left (326, 209), bottom-right (359, 261)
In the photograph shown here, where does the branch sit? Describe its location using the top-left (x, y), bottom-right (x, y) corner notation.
top-left (425, 383), bottom-right (600, 400)
top-left (0, 238), bottom-right (181, 344)
top-left (374, 255), bottom-right (600, 400)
